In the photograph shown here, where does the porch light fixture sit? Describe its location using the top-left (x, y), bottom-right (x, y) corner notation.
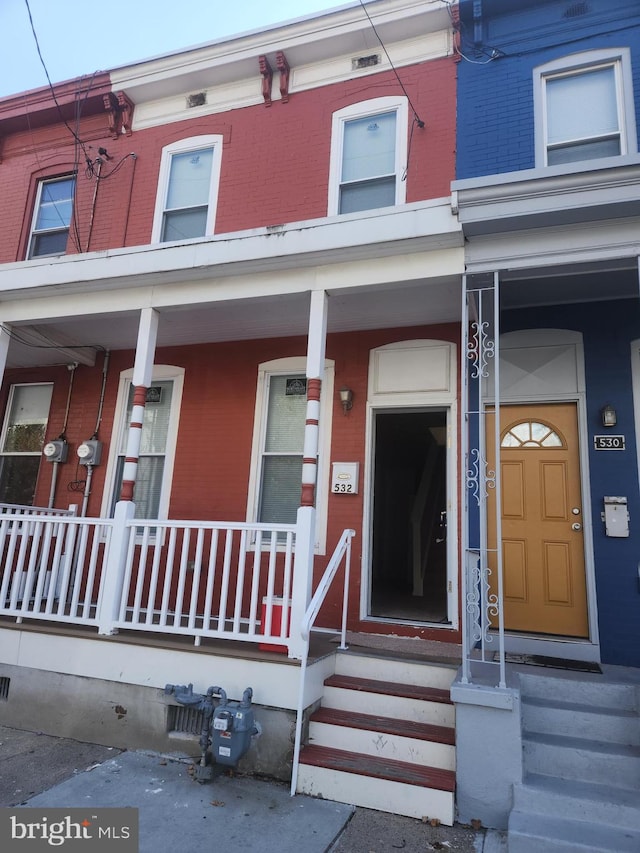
top-left (601, 404), bottom-right (617, 428)
top-left (339, 387), bottom-right (353, 415)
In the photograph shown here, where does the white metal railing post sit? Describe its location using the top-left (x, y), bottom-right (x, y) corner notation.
top-left (96, 500), bottom-right (135, 634)
top-left (493, 271), bottom-right (506, 688)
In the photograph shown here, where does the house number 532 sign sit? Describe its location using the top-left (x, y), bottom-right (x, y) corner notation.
top-left (331, 462), bottom-right (360, 494)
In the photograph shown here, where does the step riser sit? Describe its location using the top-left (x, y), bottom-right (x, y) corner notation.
top-left (296, 764), bottom-right (455, 825)
top-left (523, 740), bottom-right (640, 789)
top-left (335, 654), bottom-right (456, 690)
top-left (322, 686), bottom-right (455, 727)
top-left (308, 721), bottom-right (455, 770)
top-left (522, 702), bottom-right (640, 746)
top-left (514, 783), bottom-right (640, 831)
top-left (509, 813), bottom-right (640, 853)
top-left (520, 674), bottom-right (638, 711)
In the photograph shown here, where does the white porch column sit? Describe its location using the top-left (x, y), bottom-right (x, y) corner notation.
top-left (119, 308), bottom-right (159, 501)
top-left (97, 309), bottom-right (158, 634)
top-left (289, 290), bottom-right (328, 659)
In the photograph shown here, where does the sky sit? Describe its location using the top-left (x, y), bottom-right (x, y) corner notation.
top-left (0, 0), bottom-right (349, 99)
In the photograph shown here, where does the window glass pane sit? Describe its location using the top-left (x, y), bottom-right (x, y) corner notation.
top-left (264, 376), bottom-right (306, 452)
top-left (161, 208), bottom-right (208, 242)
top-left (119, 381), bottom-right (173, 454)
top-left (547, 67), bottom-right (618, 147)
top-left (548, 137), bottom-right (621, 165)
top-left (35, 179), bottom-right (75, 230)
top-left (166, 149), bottom-right (213, 209)
top-left (0, 456), bottom-right (41, 504)
top-left (31, 231), bottom-right (70, 257)
top-left (3, 385), bottom-right (53, 452)
top-left (112, 456), bottom-right (165, 518)
top-left (342, 112), bottom-right (396, 182)
top-left (258, 456), bottom-right (302, 524)
top-left (339, 176), bottom-right (396, 214)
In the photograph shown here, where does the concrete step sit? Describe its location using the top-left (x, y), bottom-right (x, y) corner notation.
top-left (523, 731), bottom-right (640, 789)
top-left (296, 744), bottom-right (455, 825)
top-left (514, 774), bottom-right (640, 831)
top-left (508, 810), bottom-right (640, 853)
top-left (519, 671), bottom-right (638, 712)
top-left (335, 649), bottom-right (457, 691)
top-left (308, 706), bottom-right (455, 770)
top-left (322, 674), bottom-right (455, 727)
top-left (522, 694), bottom-right (640, 745)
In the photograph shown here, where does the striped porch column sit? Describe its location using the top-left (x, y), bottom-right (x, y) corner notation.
top-left (289, 290), bottom-right (328, 659)
top-left (119, 308), bottom-right (159, 502)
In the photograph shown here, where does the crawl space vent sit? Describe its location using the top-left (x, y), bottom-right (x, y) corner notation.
top-left (0, 677), bottom-right (9, 701)
top-left (168, 704), bottom-right (204, 734)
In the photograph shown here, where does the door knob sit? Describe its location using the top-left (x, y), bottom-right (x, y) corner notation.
top-left (572, 522), bottom-right (582, 531)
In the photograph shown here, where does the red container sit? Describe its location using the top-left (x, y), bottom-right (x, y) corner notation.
top-left (259, 597), bottom-right (291, 653)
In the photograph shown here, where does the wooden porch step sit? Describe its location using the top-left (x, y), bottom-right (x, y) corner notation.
top-left (310, 706), bottom-right (455, 745)
top-left (324, 673), bottom-right (452, 705)
top-left (299, 743), bottom-right (456, 791)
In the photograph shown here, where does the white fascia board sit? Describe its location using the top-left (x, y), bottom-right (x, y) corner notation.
top-left (463, 217), bottom-right (640, 274)
top-left (0, 199), bottom-right (462, 299)
top-left (110, 0), bottom-right (451, 106)
top-left (453, 156), bottom-right (640, 236)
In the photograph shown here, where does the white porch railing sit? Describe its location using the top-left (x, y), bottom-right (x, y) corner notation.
top-left (0, 512), bottom-right (111, 626)
top-left (290, 527), bottom-right (355, 796)
top-left (111, 519), bottom-right (297, 646)
top-left (0, 512), bottom-right (299, 645)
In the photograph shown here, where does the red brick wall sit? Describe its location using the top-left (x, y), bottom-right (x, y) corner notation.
top-left (0, 56), bottom-right (456, 261)
top-left (2, 323), bottom-right (460, 641)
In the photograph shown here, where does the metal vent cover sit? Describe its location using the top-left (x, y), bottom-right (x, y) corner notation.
top-left (168, 704), bottom-right (203, 734)
top-left (0, 677), bottom-right (9, 701)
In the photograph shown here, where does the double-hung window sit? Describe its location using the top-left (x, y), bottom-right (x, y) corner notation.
top-left (152, 136), bottom-right (223, 243)
top-left (247, 358), bottom-right (334, 552)
top-left (28, 176), bottom-right (75, 258)
top-left (102, 367), bottom-right (184, 520)
top-left (328, 97), bottom-right (408, 216)
top-left (535, 49), bottom-right (637, 167)
top-left (0, 383), bottom-right (53, 505)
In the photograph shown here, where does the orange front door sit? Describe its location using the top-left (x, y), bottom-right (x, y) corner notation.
top-left (488, 403), bottom-right (588, 638)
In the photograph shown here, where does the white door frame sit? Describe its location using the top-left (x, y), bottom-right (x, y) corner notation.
top-left (361, 340), bottom-right (458, 630)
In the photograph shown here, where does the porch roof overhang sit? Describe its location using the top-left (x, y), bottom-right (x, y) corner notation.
top-left (452, 158), bottom-right (640, 288)
top-left (0, 200), bottom-right (464, 368)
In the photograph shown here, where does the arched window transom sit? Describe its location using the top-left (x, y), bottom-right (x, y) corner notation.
top-left (501, 421), bottom-right (564, 448)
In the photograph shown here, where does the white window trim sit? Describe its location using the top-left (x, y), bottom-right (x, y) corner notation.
top-left (28, 176), bottom-right (75, 259)
top-left (151, 135), bottom-right (223, 243)
top-left (327, 96), bottom-right (409, 217)
top-left (100, 365), bottom-right (185, 519)
top-left (534, 48), bottom-right (637, 168)
top-left (246, 357), bottom-right (335, 555)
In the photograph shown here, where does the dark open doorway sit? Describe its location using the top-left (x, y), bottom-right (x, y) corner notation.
top-left (370, 409), bottom-right (448, 624)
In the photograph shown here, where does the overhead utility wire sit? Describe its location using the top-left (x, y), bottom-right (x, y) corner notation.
top-left (357, 0), bottom-right (425, 128)
top-left (23, 0), bottom-right (95, 167)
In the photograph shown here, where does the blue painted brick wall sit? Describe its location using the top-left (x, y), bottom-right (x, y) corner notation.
top-left (457, 0), bottom-right (640, 179)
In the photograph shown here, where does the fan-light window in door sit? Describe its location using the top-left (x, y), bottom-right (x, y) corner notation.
top-left (501, 421), bottom-right (564, 448)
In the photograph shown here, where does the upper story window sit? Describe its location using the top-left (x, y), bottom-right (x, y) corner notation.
top-left (535, 49), bottom-right (637, 168)
top-left (151, 135), bottom-right (223, 243)
top-left (328, 97), bottom-right (408, 216)
top-left (0, 383), bottom-right (53, 505)
top-left (28, 177), bottom-right (75, 259)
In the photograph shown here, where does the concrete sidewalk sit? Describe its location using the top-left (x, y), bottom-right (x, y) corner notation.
top-left (0, 726), bottom-right (498, 852)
